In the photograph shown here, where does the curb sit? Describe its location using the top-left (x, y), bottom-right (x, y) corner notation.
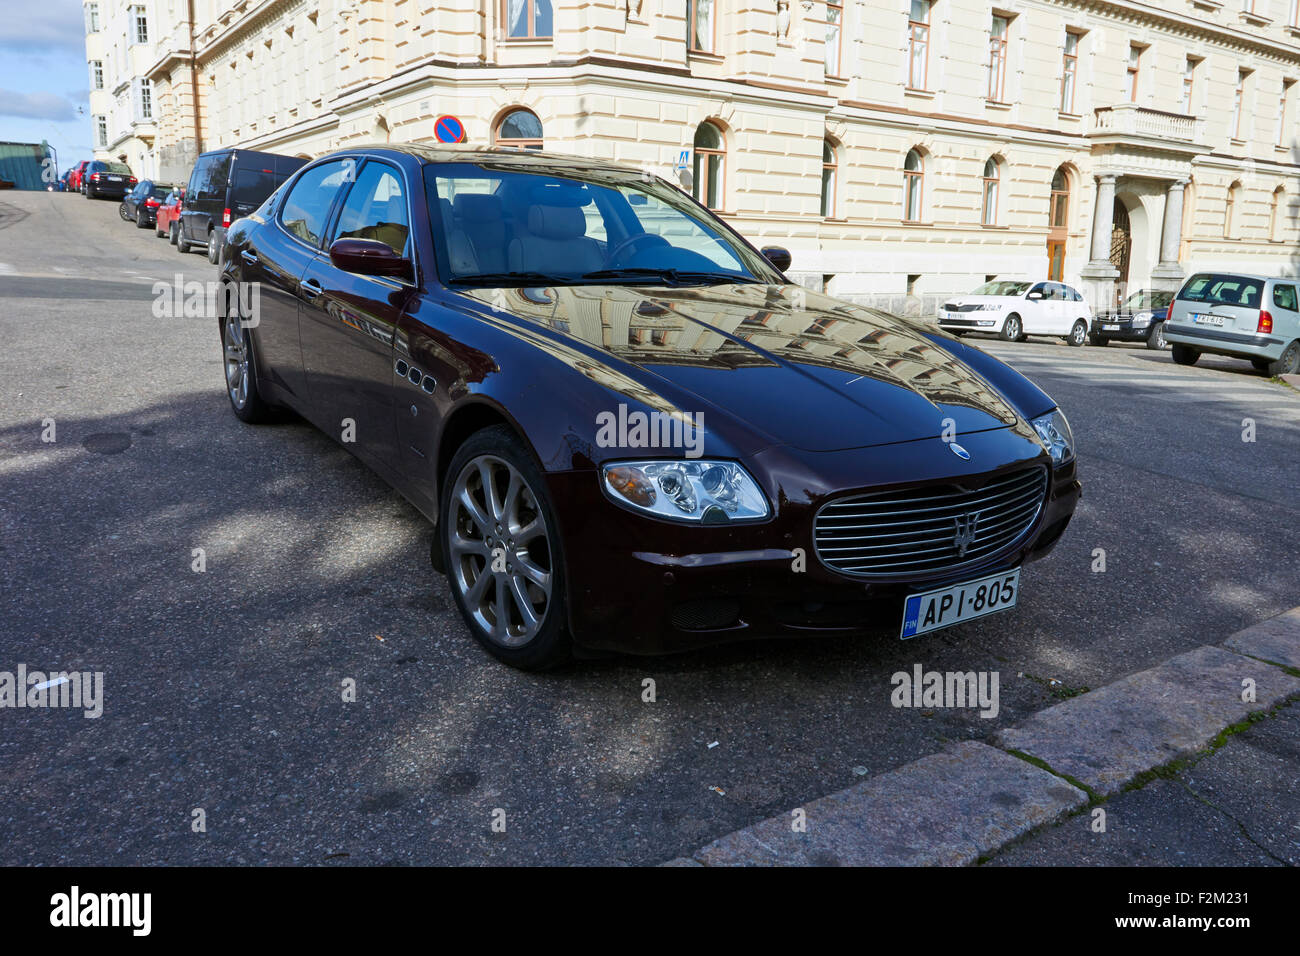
top-left (666, 606), bottom-right (1300, 867)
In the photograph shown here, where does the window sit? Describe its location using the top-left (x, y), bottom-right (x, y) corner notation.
top-left (1050, 166), bottom-right (1070, 229)
top-left (1127, 46), bottom-right (1141, 102)
top-left (138, 79), bottom-right (152, 121)
top-left (1292, 0), bottom-right (1299, 26)
top-left (981, 157), bottom-right (1000, 226)
top-left (94, 115), bottom-right (107, 148)
top-left (279, 160), bottom-right (352, 247)
top-left (987, 16), bottom-right (1009, 102)
top-left (821, 140), bottom-right (837, 218)
top-left (903, 148), bottom-right (923, 222)
top-left (825, 1), bottom-right (843, 76)
top-left (334, 162), bottom-right (410, 258)
top-left (1060, 33), bottom-right (1078, 113)
top-left (494, 108), bottom-right (543, 149)
top-left (908, 0), bottom-right (931, 90)
top-left (130, 5), bottom-right (148, 44)
top-left (693, 121), bottom-right (725, 210)
top-left (1182, 58), bottom-right (1197, 114)
top-left (1278, 81), bottom-right (1292, 147)
top-left (1270, 187), bottom-right (1285, 241)
top-left (1274, 284), bottom-right (1298, 311)
top-left (85, 3), bottom-right (99, 33)
top-left (91, 60), bottom-right (103, 90)
top-left (687, 0), bottom-right (715, 53)
top-left (1233, 70), bottom-right (1249, 141)
top-left (906, 274), bottom-right (921, 296)
top-left (1224, 181), bottom-right (1241, 239)
top-left (503, 0), bottom-right (552, 39)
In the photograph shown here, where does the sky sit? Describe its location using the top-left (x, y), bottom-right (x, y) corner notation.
top-left (0, 0), bottom-right (95, 172)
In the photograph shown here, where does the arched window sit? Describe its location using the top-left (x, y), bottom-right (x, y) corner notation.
top-left (1049, 166), bottom-right (1070, 229)
top-left (693, 121), bottom-right (725, 210)
top-left (495, 108), bottom-right (543, 149)
top-left (1047, 165), bottom-right (1071, 281)
top-left (821, 140), bottom-right (838, 218)
top-left (903, 149), bottom-right (924, 222)
top-left (981, 157), bottom-right (1000, 226)
top-left (1225, 181), bottom-right (1242, 239)
top-left (1270, 185), bottom-right (1285, 242)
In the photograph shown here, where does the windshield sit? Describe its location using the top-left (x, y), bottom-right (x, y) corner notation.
top-left (972, 281), bottom-right (1030, 296)
top-left (105, 163), bottom-right (131, 174)
top-left (1177, 274), bottom-right (1262, 309)
top-left (1122, 290), bottom-right (1173, 311)
top-left (424, 162), bottom-right (778, 286)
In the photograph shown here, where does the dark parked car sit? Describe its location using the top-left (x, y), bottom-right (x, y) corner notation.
top-left (82, 160), bottom-right (135, 199)
top-left (179, 148), bottom-right (307, 264)
top-left (1090, 288), bottom-right (1174, 349)
top-left (121, 180), bottom-right (176, 228)
top-left (155, 188), bottom-right (184, 240)
top-left (218, 145), bottom-right (1080, 669)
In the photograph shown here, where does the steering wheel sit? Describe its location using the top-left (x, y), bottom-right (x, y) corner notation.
top-left (604, 232), bottom-right (669, 268)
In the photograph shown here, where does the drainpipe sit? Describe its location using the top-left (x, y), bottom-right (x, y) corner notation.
top-left (188, 0), bottom-right (204, 155)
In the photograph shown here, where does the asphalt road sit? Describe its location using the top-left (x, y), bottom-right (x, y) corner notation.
top-left (1, 188), bottom-right (1297, 865)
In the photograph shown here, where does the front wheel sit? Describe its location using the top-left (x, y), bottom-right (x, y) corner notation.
top-left (441, 426), bottom-right (571, 670)
top-left (119, 202), bottom-right (131, 221)
top-left (221, 311), bottom-right (273, 423)
top-left (1000, 314), bottom-right (1022, 342)
top-left (169, 222), bottom-right (179, 245)
top-left (1171, 343), bottom-right (1200, 366)
top-left (1066, 320), bottom-right (1088, 347)
top-left (177, 227), bottom-right (191, 254)
top-left (1145, 321), bottom-right (1167, 350)
top-left (135, 210), bottom-right (150, 229)
top-left (1265, 340), bottom-right (1300, 377)
top-left (207, 232), bottom-right (221, 265)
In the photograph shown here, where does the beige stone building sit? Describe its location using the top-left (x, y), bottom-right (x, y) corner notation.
top-left (89, 0), bottom-right (1300, 308)
top-left (85, 1), bottom-right (161, 177)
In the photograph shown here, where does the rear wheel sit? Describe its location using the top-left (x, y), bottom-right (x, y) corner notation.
top-left (221, 308), bottom-right (273, 424)
top-left (177, 227), bottom-right (191, 254)
top-left (1171, 343), bottom-right (1200, 366)
top-left (207, 231), bottom-right (220, 265)
top-left (155, 218), bottom-right (166, 238)
top-left (135, 209), bottom-right (150, 229)
top-left (119, 202), bottom-right (132, 221)
top-left (441, 426), bottom-right (570, 670)
top-left (169, 221), bottom-right (179, 245)
top-left (1000, 314), bottom-right (1022, 342)
top-left (1145, 321), bottom-right (1167, 350)
top-left (1265, 340), bottom-right (1300, 377)
top-left (1066, 320), bottom-right (1088, 347)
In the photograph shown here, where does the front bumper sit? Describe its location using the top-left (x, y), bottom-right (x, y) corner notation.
top-left (548, 429), bottom-right (1080, 655)
top-left (937, 311), bottom-right (1003, 331)
top-left (1091, 317), bottom-right (1156, 342)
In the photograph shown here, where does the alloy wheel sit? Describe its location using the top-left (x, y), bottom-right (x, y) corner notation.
top-left (447, 455), bottom-right (553, 648)
top-left (223, 317), bottom-right (249, 410)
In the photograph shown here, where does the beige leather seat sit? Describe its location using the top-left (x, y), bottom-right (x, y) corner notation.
top-left (507, 203), bottom-right (603, 274)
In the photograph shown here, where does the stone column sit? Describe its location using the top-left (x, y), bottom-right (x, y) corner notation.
top-left (1151, 178), bottom-right (1188, 291)
top-left (1080, 174), bottom-right (1120, 312)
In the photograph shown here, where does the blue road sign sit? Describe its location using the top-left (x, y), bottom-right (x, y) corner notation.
top-left (434, 115), bottom-right (466, 144)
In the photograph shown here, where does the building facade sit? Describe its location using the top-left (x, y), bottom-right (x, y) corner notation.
top-left (90, 0), bottom-right (1300, 310)
top-left (85, 1), bottom-right (161, 178)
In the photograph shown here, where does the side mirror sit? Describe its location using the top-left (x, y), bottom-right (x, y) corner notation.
top-left (762, 245), bottom-right (792, 272)
top-left (329, 238), bottom-right (412, 278)
top-left (1027, 291), bottom-right (1043, 300)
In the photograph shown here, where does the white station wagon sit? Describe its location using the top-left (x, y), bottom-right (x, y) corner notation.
top-left (938, 280), bottom-right (1094, 347)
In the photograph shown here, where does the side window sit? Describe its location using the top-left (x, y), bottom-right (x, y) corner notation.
top-left (1273, 284), bottom-right (1298, 312)
top-left (332, 162), bottom-right (410, 257)
top-left (209, 156), bottom-right (230, 201)
top-left (279, 160), bottom-right (352, 247)
top-left (191, 157), bottom-right (215, 200)
top-left (1028, 282), bottom-right (1048, 298)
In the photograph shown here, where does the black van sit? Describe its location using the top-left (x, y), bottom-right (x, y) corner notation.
top-left (179, 148), bottom-right (307, 263)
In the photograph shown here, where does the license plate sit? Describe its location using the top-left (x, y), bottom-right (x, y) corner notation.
top-left (1193, 313), bottom-right (1224, 326)
top-left (1102, 324), bottom-right (1120, 331)
top-left (108, 175), bottom-right (122, 181)
top-left (900, 569), bottom-right (1020, 639)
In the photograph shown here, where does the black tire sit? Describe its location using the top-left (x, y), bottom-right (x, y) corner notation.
top-left (1171, 343), bottom-right (1200, 366)
top-left (207, 232), bottom-right (220, 265)
top-left (155, 218), bottom-right (166, 237)
top-left (119, 202), bottom-right (131, 221)
top-left (1265, 340), bottom-right (1300, 377)
top-left (1066, 320), bottom-right (1088, 347)
top-left (177, 227), bottom-right (191, 254)
top-left (1000, 313), bottom-right (1022, 342)
top-left (1089, 334), bottom-right (1109, 347)
top-left (1251, 358), bottom-right (1270, 371)
top-left (220, 309), bottom-right (274, 424)
top-left (135, 210), bottom-right (150, 229)
top-left (169, 221), bottom-right (178, 245)
top-left (950, 330), bottom-right (966, 337)
top-left (440, 425), bottom-right (571, 670)
top-left (1145, 321), bottom-right (1167, 350)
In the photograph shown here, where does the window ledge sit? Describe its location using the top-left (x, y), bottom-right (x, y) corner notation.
top-left (985, 100), bottom-right (1013, 111)
top-left (1058, 111), bottom-right (1082, 120)
top-left (500, 37), bottom-right (553, 45)
top-left (904, 87), bottom-right (935, 99)
top-left (1240, 11), bottom-right (1271, 26)
top-left (899, 219), bottom-right (933, 226)
top-left (1231, 138), bottom-right (1246, 147)
top-left (688, 50), bottom-right (724, 62)
top-left (1286, 25), bottom-right (1300, 39)
top-left (980, 223), bottom-right (1011, 230)
top-left (824, 74), bottom-right (850, 85)
top-left (1190, 0), bottom-right (1222, 10)
top-left (823, 217), bottom-right (849, 223)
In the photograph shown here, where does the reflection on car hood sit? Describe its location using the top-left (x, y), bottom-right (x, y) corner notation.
top-left (460, 283), bottom-right (1026, 453)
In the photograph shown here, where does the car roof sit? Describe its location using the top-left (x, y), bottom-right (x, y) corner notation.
top-left (319, 142), bottom-right (646, 176)
top-left (1186, 271), bottom-right (1275, 282)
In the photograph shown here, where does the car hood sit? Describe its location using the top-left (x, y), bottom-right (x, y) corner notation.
top-left (460, 283), bottom-right (1027, 453)
top-left (943, 295), bottom-right (1014, 307)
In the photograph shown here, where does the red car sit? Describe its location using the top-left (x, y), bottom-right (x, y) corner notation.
top-left (155, 188), bottom-right (184, 241)
top-left (67, 160), bottom-right (90, 192)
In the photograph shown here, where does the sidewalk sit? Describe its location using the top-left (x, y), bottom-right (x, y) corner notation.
top-left (665, 608), bottom-right (1300, 866)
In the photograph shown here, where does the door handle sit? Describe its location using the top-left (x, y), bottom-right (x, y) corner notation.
top-left (300, 278), bottom-right (323, 300)
top-left (240, 250), bottom-right (257, 266)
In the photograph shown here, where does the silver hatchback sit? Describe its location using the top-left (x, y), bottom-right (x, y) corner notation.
top-left (1164, 272), bottom-right (1300, 376)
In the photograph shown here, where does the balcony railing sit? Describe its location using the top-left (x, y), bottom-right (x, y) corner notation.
top-left (1091, 104), bottom-right (1200, 143)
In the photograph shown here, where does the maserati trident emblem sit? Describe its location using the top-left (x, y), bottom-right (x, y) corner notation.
top-left (954, 512), bottom-right (979, 557)
top-left (949, 441), bottom-right (971, 461)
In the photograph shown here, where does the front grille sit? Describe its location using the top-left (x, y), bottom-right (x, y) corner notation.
top-left (942, 303), bottom-right (982, 312)
top-left (814, 466), bottom-right (1048, 577)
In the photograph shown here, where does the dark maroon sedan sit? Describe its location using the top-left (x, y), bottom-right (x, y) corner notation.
top-left (218, 145), bottom-right (1080, 669)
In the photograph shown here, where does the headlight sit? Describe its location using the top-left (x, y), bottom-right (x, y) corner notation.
top-left (1131, 311), bottom-right (1152, 326)
top-left (601, 460), bottom-right (770, 523)
top-left (1031, 409), bottom-right (1075, 465)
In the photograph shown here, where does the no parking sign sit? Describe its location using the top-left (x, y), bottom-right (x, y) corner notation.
top-left (434, 115), bottom-right (466, 144)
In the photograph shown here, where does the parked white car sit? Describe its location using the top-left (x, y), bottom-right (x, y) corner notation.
top-left (938, 280), bottom-right (1094, 346)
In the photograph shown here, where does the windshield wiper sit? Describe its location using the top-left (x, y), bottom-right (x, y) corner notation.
top-left (453, 271), bottom-right (574, 287)
top-left (580, 267), bottom-right (762, 286)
